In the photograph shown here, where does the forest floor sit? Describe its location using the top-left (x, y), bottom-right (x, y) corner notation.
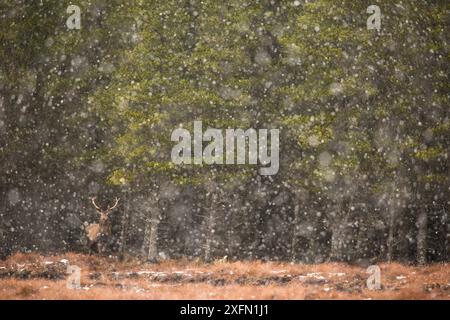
top-left (0, 253), bottom-right (448, 300)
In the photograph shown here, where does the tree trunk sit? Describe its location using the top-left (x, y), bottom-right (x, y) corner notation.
top-left (330, 200), bottom-right (351, 262)
top-left (142, 206), bottom-right (160, 262)
top-left (330, 224), bottom-right (342, 261)
top-left (147, 215), bottom-right (160, 262)
top-left (118, 192), bottom-right (129, 261)
top-left (386, 209), bottom-right (396, 262)
top-left (291, 204), bottom-right (300, 262)
top-left (204, 209), bottom-right (215, 263)
top-left (204, 193), bottom-right (218, 263)
top-left (445, 208), bottom-right (449, 262)
top-left (186, 0), bottom-right (198, 51)
top-left (417, 209), bottom-right (428, 265)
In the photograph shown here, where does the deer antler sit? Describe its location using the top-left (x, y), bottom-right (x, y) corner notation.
top-left (91, 197), bottom-right (103, 213)
top-left (106, 197), bottom-right (120, 214)
top-left (91, 197), bottom-right (120, 215)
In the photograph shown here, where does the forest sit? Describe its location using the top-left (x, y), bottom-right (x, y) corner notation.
top-left (0, 0), bottom-right (448, 272)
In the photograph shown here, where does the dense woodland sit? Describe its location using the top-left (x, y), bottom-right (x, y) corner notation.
top-left (0, 0), bottom-right (448, 264)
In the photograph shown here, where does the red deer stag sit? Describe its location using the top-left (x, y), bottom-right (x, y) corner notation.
top-left (86, 197), bottom-right (120, 254)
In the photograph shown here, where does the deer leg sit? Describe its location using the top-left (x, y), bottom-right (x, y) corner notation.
top-left (88, 241), bottom-right (97, 255)
top-left (98, 240), bottom-right (107, 256)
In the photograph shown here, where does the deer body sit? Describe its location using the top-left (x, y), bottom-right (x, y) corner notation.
top-left (86, 197), bottom-right (119, 254)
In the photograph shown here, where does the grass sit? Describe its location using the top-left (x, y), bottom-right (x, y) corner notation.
top-left (0, 253), bottom-right (448, 300)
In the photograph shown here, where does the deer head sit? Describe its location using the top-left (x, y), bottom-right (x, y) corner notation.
top-left (91, 196), bottom-right (120, 223)
top-left (86, 197), bottom-right (120, 253)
